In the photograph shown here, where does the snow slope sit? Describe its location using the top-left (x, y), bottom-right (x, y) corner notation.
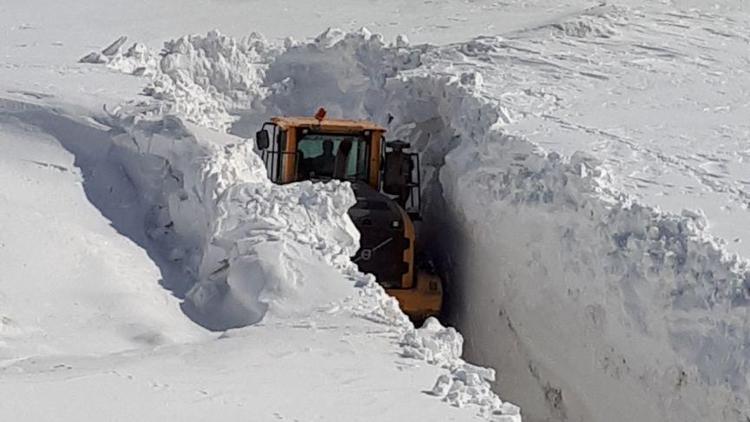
top-left (3, 1), bottom-right (750, 421)
top-left (0, 99), bottom-right (209, 358)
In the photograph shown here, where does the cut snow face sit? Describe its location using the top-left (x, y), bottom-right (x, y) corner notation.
top-left (75, 4), bottom-right (750, 420)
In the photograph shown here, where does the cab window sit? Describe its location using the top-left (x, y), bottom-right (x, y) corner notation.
top-left (296, 133), bottom-right (369, 182)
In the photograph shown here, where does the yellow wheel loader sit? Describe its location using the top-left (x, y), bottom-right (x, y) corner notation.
top-left (254, 109), bottom-right (442, 321)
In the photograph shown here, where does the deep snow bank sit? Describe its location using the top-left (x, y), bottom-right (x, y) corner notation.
top-left (104, 111), bottom-right (360, 329)
top-left (85, 23), bottom-right (750, 421)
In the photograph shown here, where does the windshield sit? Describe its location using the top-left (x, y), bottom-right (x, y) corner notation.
top-left (296, 133), bottom-right (369, 182)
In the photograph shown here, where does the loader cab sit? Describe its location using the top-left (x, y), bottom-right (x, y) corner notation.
top-left (255, 114), bottom-right (421, 215)
top-left (256, 117), bottom-right (382, 183)
top-left (254, 110), bottom-right (441, 321)
top-left (296, 134), bottom-right (369, 182)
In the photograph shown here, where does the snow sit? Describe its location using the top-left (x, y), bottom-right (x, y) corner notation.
top-left (3, 0), bottom-right (750, 421)
top-left (401, 317), bottom-right (463, 367)
top-left (0, 312), bottom-right (487, 422)
top-left (0, 100), bottom-right (209, 358)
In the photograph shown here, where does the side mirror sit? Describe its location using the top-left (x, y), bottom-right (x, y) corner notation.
top-left (255, 130), bottom-right (270, 150)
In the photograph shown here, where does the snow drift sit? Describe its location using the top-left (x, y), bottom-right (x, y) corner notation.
top-left (0, 99), bottom-right (209, 357)
top-left (104, 112), bottom-right (360, 329)
top-left (85, 18), bottom-right (750, 422)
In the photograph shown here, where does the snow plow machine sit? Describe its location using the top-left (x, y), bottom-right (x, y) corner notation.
top-left (254, 108), bottom-right (442, 321)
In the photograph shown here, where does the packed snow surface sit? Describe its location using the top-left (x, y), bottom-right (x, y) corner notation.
top-left (3, 0), bottom-right (750, 421)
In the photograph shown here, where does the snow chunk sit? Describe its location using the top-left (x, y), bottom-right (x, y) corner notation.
top-left (399, 317), bottom-right (518, 418)
top-left (428, 362), bottom-right (519, 420)
top-left (108, 42), bottom-right (159, 76)
top-left (104, 111), bottom-right (361, 329)
top-left (80, 36), bottom-right (160, 78)
top-left (400, 317), bottom-right (463, 367)
top-left (140, 30), bottom-right (280, 130)
top-left (101, 35), bottom-right (128, 56)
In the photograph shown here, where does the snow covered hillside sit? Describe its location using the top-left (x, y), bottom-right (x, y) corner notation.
top-left (2, 0), bottom-right (750, 421)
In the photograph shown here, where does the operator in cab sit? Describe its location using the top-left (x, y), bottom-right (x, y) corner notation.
top-left (311, 139), bottom-right (336, 176)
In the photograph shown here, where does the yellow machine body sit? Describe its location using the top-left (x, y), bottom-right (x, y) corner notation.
top-left (256, 114), bottom-right (442, 320)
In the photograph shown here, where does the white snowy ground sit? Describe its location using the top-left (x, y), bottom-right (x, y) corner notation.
top-left (3, 1), bottom-right (750, 422)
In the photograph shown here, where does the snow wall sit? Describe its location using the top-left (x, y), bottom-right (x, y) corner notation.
top-left (94, 28), bottom-right (749, 422)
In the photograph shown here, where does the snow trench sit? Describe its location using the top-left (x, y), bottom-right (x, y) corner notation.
top-left (89, 27), bottom-right (750, 422)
